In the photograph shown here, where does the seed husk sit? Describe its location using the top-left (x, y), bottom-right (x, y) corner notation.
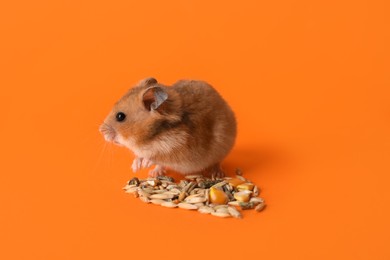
top-left (211, 211), bottom-right (231, 218)
top-left (162, 191), bottom-right (180, 197)
top-left (250, 197), bottom-right (264, 205)
top-left (178, 191), bottom-right (187, 202)
top-left (169, 188), bottom-right (181, 194)
top-left (239, 202), bottom-right (255, 210)
top-left (255, 202), bottom-right (266, 212)
top-left (138, 190), bottom-right (151, 197)
top-left (147, 179), bottom-right (161, 186)
top-left (223, 186), bottom-right (235, 201)
top-left (141, 187), bottom-right (157, 194)
top-left (166, 184), bottom-right (178, 190)
top-left (124, 187), bottom-right (138, 194)
top-left (198, 179), bottom-right (222, 189)
top-left (216, 207), bottom-right (229, 214)
top-left (194, 202), bottom-right (205, 207)
top-left (123, 184), bottom-right (137, 190)
top-left (212, 204), bottom-right (229, 210)
top-left (149, 193), bottom-right (175, 200)
top-left (198, 206), bottom-right (215, 214)
top-left (236, 175), bottom-right (247, 182)
top-left (139, 196), bottom-right (150, 203)
top-left (211, 181), bottom-right (227, 189)
top-left (178, 203), bottom-right (198, 210)
top-left (228, 206), bottom-right (242, 219)
top-left (253, 186), bottom-right (259, 197)
top-left (185, 196), bottom-right (207, 204)
top-left (228, 201), bottom-right (241, 207)
top-left (150, 199), bottom-right (166, 205)
top-left (161, 201), bottom-right (178, 208)
top-left (157, 176), bottom-right (175, 182)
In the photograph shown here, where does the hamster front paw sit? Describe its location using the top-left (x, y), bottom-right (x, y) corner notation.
top-left (131, 157), bottom-right (153, 172)
top-left (148, 165), bottom-right (166, 177)
top-left (207, 163), bottom-right (225, 179)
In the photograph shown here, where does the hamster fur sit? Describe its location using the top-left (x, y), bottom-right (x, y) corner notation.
top-left (99, 77), bottom-right (236, 177)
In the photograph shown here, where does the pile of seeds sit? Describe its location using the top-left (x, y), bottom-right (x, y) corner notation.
top-left (123, 170), bottom-right (266, 218)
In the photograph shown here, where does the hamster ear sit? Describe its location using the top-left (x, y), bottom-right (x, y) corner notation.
top-left (138, 77), bottom-right (158, 87)
top-left (142, 87), bottom-right (168, 111)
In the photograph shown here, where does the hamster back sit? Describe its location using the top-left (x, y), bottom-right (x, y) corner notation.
top-left (142, 80), bottom-right (236, 174)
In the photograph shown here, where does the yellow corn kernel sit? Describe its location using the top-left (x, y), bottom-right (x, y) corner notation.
top-left (228, 178), bottom-right (245, 187)
top-left (233, 190), bottom-right (252, 202)
top-left (209, 187), bottom-right (228, 205)
top-left (237, 183), bottom-right (254, 191)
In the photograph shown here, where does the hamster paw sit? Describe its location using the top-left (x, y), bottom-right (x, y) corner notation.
top-left (131, 157), bottom-right (153, 172)
top-left (149, 165), bottom-right (166, 177)
top-left (208, 164), bottom-right (225, 179)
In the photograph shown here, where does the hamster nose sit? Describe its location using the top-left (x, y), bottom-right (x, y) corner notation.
top-left (99, 123), bottom-right (116, 142)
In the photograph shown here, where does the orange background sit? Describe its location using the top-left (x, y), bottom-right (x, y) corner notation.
top-left (1, 0), bottom-right (389, 259)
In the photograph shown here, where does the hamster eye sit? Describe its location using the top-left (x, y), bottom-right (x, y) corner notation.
top-left (115, 112), bottom-right (126, 122)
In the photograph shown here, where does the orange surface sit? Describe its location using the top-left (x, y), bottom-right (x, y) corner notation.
top-left (1, 1), bottom-right (389, 259)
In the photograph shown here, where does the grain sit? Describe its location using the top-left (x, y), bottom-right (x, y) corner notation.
top-left (124, 169), bottom-right (265, 218)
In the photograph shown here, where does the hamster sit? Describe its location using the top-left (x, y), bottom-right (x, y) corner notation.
top-left (99, 77), bottom-right (237, 177)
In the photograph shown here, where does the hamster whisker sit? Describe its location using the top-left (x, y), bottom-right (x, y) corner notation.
top-left (91, 141), bottom-right (108, 176)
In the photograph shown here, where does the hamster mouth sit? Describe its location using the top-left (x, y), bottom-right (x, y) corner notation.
top-left (99, 123), bottom-right (117, 143)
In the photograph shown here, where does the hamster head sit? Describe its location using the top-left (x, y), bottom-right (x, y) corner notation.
top-left (99, 77), bottom-right (182, 153)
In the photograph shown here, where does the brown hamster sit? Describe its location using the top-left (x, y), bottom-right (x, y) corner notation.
top-left (99, 77), bottom-right (237, 177)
